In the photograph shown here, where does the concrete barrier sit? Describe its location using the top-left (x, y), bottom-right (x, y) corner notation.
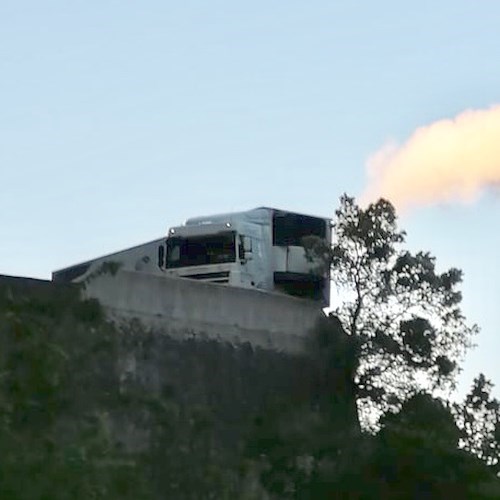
top-left (84, 270), bottom-right (324, 353)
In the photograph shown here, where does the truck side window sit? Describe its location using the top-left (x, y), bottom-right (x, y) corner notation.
top-left (169, 244), bottom-right (181, 263)
top-left (239, 236), bottom-right (252, 260)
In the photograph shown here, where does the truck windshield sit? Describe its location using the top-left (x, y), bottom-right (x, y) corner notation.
top-left (166, 232), bottom-right (236, 268)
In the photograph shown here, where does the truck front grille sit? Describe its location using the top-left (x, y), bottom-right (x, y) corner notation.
top-left (181, 271), bottom-right (230, 284)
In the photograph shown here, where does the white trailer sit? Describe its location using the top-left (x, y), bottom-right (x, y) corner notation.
top-left (53, 207), bottom-right (331, 305)
top-left (52, 238), bottom-right (166, 284)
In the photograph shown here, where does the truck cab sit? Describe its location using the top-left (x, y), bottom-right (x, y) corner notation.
top-left (158, 207), bottom-right (331, 305)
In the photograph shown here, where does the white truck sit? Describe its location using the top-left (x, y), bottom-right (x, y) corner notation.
top-left (53, 207), bottom-right (331, 305)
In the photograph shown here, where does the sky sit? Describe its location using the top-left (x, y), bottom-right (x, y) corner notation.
top-left (1, 1), bottom-right (499, 398)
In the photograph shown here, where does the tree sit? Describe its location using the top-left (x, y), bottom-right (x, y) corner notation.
top-left (351, 394), bottom-right (500, 499)
top-left (455, 374), bottom-right (500, 474)
top-left (304, 195), bottom-right (477, 429)
top-left (245, 195), bottom-right (481, 497)
top-left (246, 387), bottom-right (500, 499)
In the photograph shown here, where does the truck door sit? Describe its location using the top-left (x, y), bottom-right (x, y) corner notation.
top-left (238, 235), bottom-right (254, 287)
top-left (238, 234), bottom-right (266, 289)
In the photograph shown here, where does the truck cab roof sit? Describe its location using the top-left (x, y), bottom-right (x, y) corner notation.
top-left (183, 207), bottom-right (330, 228)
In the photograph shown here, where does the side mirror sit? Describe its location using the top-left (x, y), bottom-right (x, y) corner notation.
top-left (158, 244), bottom-right (165, 268)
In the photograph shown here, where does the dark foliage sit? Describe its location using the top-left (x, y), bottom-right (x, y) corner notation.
top-left (454, 375), bottom-right (500, 475)
top-left (304, 195), bottom-right (477, 426)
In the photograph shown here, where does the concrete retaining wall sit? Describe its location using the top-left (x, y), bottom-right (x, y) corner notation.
top-left (84, 270), bottom-right (323, 353)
